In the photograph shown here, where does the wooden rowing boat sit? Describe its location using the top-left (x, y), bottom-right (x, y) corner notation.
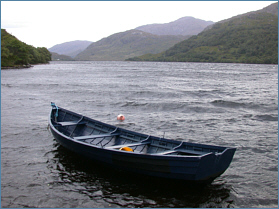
top-left (48, 103), bottom-right (236, 183)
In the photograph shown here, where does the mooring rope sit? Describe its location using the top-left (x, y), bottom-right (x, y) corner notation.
top-left (51, 102), bottom-right (59, 118)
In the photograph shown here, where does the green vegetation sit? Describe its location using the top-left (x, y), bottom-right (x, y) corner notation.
top-left (127, 12), bottom-right (278, 64)
top-left (1, 29), bottom-right (51, 68)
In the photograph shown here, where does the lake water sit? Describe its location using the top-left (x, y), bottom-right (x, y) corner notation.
top-left (1, 61), bottom-right (278, 208)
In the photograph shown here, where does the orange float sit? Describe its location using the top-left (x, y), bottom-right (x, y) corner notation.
top-left (119, 146), bottom-right (134, 152)
top-left (117, 114), bottom-right (125, 121)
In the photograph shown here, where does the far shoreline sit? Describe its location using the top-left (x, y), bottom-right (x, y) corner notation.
top-left (1, 63), bottom-right (51, 70)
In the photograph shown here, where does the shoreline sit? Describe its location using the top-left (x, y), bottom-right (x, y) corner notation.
top-left (1, 64), bottom-right (33, 70)
top-left (1, 62), bottom-right (51, 70)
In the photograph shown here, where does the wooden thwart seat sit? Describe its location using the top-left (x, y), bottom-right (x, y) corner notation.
top-left (56, 119), bottom-right (86, 126)
top-left (106, 141), bottom-right (150, 149)
top-left (152, 149), bottom-right (209, 156)
top-left (73, 133), bottom-right (119, 141)
top-left (57, 121), bottom-right (80, 126)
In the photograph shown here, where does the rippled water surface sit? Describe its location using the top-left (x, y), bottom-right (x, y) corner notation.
top-left (1, 61), bottom-right (278, 207)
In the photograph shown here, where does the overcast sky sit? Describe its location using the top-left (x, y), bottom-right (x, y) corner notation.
top-left (1, 1), bottom-right (276, 48)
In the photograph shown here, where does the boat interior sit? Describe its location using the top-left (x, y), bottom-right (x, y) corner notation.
top-left (51, 107), bottom-right (226, 156)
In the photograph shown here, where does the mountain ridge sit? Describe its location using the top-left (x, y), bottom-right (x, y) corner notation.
top-left (135, 16), bottom-right (214, 36)
top-left (127, 2), bottom-right (278, 64)
top-left (75, 29), bottom-right (188, 61)
top-left (204, 2), bottom-right (278, 31)
top-left (48, 40), bottom-right (92, 58)
top-left (50, 16), bottom-right (214, 61)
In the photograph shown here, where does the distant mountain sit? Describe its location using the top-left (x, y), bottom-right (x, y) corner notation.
top-left (75, 29), bottom-right (188, 61)
top-left (51, 16), bottom-right (212, 61)
top-left (48, 40), bottom-right (92, 58)
top-left (128, 3), bottom-right (278, 64)
top-left (136, 16), bottom-right (214, 36)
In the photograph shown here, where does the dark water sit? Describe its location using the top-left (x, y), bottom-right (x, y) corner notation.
top-left (1, 61), bottom-right (278, 208)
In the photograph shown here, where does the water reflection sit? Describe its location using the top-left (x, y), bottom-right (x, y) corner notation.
top-left (47, 140), bottom-right (235, 208)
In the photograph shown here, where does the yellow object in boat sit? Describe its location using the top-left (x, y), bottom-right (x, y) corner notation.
top-left (119, 146), bottom-right (134, 152)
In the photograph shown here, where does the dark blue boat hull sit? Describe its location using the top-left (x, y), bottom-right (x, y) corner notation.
top-left (49, 116), bottom-right (236, 183)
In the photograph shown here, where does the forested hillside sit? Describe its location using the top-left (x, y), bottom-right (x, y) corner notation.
top-left (1, 29), bottom-right (51, 68)
top-left (128, 3), bottom-right (278, 64)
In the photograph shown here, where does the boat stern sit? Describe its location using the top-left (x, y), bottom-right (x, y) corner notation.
top-left (195, 148), bottom-right (236, 181)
